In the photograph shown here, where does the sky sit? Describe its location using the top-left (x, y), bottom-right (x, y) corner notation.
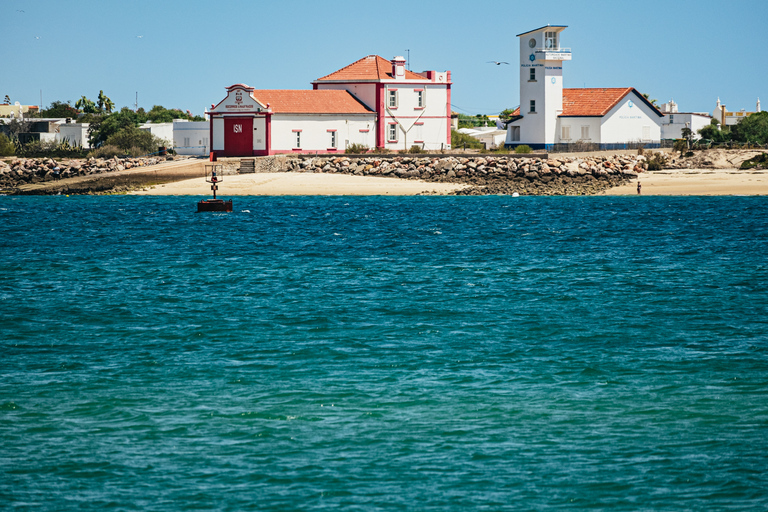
top-left (2, 0), bottom-right (766, 117)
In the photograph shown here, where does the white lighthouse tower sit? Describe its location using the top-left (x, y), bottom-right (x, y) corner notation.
top-left (506, 25), bottom-right (571, 149)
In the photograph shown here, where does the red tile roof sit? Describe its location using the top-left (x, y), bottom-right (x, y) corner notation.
top-left (561, 87), bottom-right (662, 117)
top-left (251, 90), bottom-right (373, 114)
top-left (315, 55), bottom-right (427, 82)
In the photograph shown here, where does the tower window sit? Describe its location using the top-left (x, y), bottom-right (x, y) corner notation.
top-left (530, 68), bottom-right (536, 81)
top-left (530, 100), bottom-right (536, 113)
top-left (545, 31), bottom-right (557, 49)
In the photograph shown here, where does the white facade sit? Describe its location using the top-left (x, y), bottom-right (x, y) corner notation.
top-left (660, 112), bottom-right (712, 140)
top-left (56, 123), bottom-right (90, 148)
top-left (713, 97), bottom-right (762, 126)
top-left (173, 120), bottom-right (209, 156)
top-left (139, 122), bottom-right (173, 146)
top-left (269, 114), bottom-right (377, 153)
top-left (507, 26), bottom-right (570, 148)
top-left (313, 56), bottom-right (452, 151)
top-left (457, 127), bottom-right (507, 149)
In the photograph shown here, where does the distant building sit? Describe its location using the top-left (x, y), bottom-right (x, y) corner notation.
top-left (712, 98), bottom-right (762, 127)
top-left (505, 25), bottom-right (663, 150)
top-left (57, 121), bottom-right (90, 148)
top-left (208, 55), bottom-right (452, 157)
top-left (457, 127), bottom-right (507, 149)
top-left (658, 100), bottom-right (712, 140)
top-left (0, 103), bottom-right (39, 118)
top-left (173, 120), bottom-right (209, 156)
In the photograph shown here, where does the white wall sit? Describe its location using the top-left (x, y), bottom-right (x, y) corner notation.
top-left (556, 117), bottom-right (601, 144)
top-left (600, 94), bottom-right (661, 144)
top-left (270, 114), bottom-right (376, 153)
top-left (139, 122), bottom-right (174, 146)
top-left (57, 123), bottom-right (90, 148)
top-left (383, 84), bottom-right (449, 150)
top-left (661, 113), bottom-right (711, 140)
top-left (316, 83), bottom-right (378, 111)
top-left (173, 120), bottom-right (209, 156)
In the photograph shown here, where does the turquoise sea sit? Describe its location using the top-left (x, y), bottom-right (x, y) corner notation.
top-left (1, 195), bottom-right (767, 510)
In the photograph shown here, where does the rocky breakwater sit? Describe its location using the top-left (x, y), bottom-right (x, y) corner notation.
top-left (0, 156), bottom-right (164, 192)
top-left (286, 154), bottom-right (646, 195)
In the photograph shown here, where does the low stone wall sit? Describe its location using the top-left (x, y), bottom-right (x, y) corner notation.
top-left (0, 156), bottom-right (166, 190)
top-left (282, 154), bottom-right (645, 195)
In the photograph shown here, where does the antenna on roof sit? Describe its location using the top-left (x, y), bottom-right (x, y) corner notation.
top-left (406, 49), bottom-right (410, 70)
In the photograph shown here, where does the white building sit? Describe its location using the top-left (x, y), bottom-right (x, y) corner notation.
top-left (457, 127), bottom-right (507, 149)
top-left (57, 122), bottom-right (90, 148)
top-left (208, 55), bottom-right (452, 157)
top-left (712, 98), bottom-right (761, 127)
top-left (505, 25), bottom-right (663, 150)
top-left (658, 100), bottom-right (712, 140)
top-left (138, 122), bottom-right (173, 146)
top-left (173, 120), bottom-right (209, 156)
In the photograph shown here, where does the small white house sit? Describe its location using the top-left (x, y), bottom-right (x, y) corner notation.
top-left (457, 127), bottom-right (507, 149)
top-left (57, 122), bottom-right (90, 148)
top-left (658, 100), bottom-right (712, 140)
top-left (173, 120), bottom-right (209, 156)
top-left (505, 25), bottom-right (663, 150)
top-left (138, 122), bottom-right (173, 147)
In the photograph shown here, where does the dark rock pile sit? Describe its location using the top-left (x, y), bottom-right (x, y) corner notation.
top-left (0, 156), bottom-right (164, 190)
top-left (286, 154), bottom-right (645, 195)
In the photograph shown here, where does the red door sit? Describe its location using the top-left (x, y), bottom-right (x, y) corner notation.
top-left (224, 117), bottom-right (253, 156)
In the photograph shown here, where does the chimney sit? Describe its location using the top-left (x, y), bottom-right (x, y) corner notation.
top-left (391, 56), bottom-right (406, 80)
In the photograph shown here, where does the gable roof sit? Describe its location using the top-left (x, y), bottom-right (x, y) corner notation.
top-left (315, 55), bottom-right (427, 82)
top-left (250, 90), bottom-right (373, 114)
top-left (561, 87), bottom-right (663, 117)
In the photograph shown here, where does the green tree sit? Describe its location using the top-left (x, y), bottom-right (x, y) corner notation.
top-left (730, 111), bottom-right (768, 145)
top-left (698, 120), bottom-right (729, 143)
top-left (96, 90), bottom-right (115, 114)
top-left (0, 133), bottom-right (15, 156)
top-left (3, 95), bottom-right (10, 105)
top-left (42, 100), bottom-right (79, 118)
top-left (88, 107), bottom-right (142, 147)
top-left (75, 96), bottom-right (97, 114)
top-left (642, 93), bottom-right (658, 107)
top-left (105, 125), bottom-right (161, 153)
top-left (499, 108), bottom-right (517, 122)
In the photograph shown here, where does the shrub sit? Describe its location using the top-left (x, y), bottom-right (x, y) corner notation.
top-left (407, 145), bottom-right (426, 154)
top-left (345, 143), bottom-right (369, 154)
top-left (87, 145), bottom-right (126, 159)
top-left (514, 145), bottom-right (533, 154)
top-left (451, 129), bottom-right (483, 149)
top-left (0, 133), bottom-right (15, 156)
top-left (646, 152), bottom-right (668, 171)
top-left (740, 153), bottom-right (768, 170)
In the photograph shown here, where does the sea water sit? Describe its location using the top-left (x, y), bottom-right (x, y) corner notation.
top-left (1, 195), bottom-right (767, 510)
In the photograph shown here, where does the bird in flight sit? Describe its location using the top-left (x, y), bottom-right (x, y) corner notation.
top-left (137, 35), bottom-right (143, 38)
top-left (488, 61), bottom-right (510, 65)
top-left (17, 9), bottom-right (25, 13)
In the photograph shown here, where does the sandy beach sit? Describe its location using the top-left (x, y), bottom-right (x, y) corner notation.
top-left (130, 172), bottom-right (468, 196)
top-left (129, 167), bottom-right (768, 197)
top-left (603, 168), bottom-right (768, 196)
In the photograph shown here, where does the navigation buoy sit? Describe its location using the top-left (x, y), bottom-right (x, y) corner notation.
top-left (197, 164), bottom-right (233, 213)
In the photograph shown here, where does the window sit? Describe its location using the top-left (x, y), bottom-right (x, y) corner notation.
top-left (414, 123), bottom-right (424, 142)
top-left (388, 124), bottom-right (398, 142)
top-left (183, 137), bottom-right (190, 147)
top-left (529, 68), bottom-right (536, 81)
top-left (561, 126), bottom-right (570, 141)
top-left (416, 90), bottom-right (424, 108)
top-left (529, 100), bottom-right (536, 113)
top-left (581, 126), bottom-right (590, 140)
top-left (329, 131), bottom-right (337, 148)
top-left (545, 31), bottom-right (557, 49)
top-left (669, 115), bottom-right (674, 124)
top-left (294, 131), bottom-right (301, 148)
top-left (642, 125), bottom-right (651, 141)
top-left (388, 89), bottom-right (398, 108)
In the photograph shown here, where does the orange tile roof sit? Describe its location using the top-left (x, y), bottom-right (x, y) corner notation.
top-left (315, 55), bottom-right (427, 82)
top-left (561, 87), bottom-right (658, 117)
top-left (251, 90), bottom-right (373, 114)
